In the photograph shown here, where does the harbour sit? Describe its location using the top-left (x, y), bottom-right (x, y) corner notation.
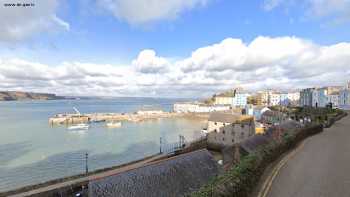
top-left (0, 98), bottom-right (206, 192)
top-left (49, 110), bottom-right (185, 125)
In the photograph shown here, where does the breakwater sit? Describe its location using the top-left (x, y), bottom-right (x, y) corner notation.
top-left (49, 112), bottom-right (209, 125)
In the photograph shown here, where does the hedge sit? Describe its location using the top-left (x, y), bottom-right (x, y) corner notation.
top-left (189, 124), bottom-right (325, 197)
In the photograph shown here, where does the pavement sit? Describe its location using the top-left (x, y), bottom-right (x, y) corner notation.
top-left (263, 113), bottom-right (350, 197)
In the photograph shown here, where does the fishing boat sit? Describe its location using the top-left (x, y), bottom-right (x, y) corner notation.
top-left (90, 119), bottom-right (106, 123)
top-left (68, 123), bottom-right (89, 130)
top-left (106, 122), bottom-right (122, 128)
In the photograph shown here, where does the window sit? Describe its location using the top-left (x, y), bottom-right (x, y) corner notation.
top-left (222, 138), bottom-right (225, 141)
top-left (214, 122), bottom-right (217, 125)
top-left (241, 124), bottom-right (244, 128)
top-left (232, 139), bottom-right (234, 143)
top-left (214, 129), bottom-right (217, 133)
top-left (223, 129), bottom-right (225, 134)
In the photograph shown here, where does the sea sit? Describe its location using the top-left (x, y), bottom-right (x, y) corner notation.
top-left (0, 98), bottom-right (206, 192)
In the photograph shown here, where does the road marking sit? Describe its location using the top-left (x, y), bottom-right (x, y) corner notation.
top-left (257, 141), bottom-right (306, 197)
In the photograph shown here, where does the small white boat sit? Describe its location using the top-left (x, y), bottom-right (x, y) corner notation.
top-left (106, 122), bottom-right (122, 128)
top-left (68, 123), bottom-right (89, 130)
top-left (201, 128), bottom-right (208, 134)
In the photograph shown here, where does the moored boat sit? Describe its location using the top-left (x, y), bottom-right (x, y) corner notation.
top-left (106, 122), bottom-right (122, 128)
top-left (68, 123), bottom-right (89, 130)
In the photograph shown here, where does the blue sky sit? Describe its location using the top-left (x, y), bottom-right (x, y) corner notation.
top-left (3, 0), bottom-right (350, 64)
top-left (0, 0), bottom-right (350, 97)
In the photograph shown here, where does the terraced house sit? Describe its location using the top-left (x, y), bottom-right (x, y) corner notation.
top-left (207, 112), bottom-right (255, 147)
top-left (340, 86), bottom-right (350, 109)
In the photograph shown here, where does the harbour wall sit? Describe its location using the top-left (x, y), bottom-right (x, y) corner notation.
top-left (49, 112), bottom-right (209, 125)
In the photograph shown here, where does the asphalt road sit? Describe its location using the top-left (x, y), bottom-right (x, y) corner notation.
top-left (267, 114), bottom-right (350, 197)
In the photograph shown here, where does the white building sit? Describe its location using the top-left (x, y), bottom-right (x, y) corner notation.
top-left (215, 94), bottom-right (248, 108)
top-left (258, 91), bottom-right (299, 106)
top-left (327, 94), bottom-right (340, 108)
top-left (269, 93), bottom-right (281, 106)
top-left (339, 88), bottom-right (350, 109)
top-left (173, 103), bottom-right (230, 113)
top-left (245, 105), bottom-right (270, 121)
top-left (232, 93), bottom-right (248, 108)
top-left (257, 91), bottom-right (271, 106)
top-left (207, 113), bottom-right (255, 147)
top-left (136, 110), bottom-right (164, 115)
top-left (287, 92), bottom-right (300, 106)
top-left (300, 87), bottom-right (341, 108)
top-left (214, 96), bottom-right (234, 106)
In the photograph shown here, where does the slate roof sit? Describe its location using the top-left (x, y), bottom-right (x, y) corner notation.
top-left (261, 110), bottom-right (280, 117)
top-left (208, 112), bottom-right (253, 124)
top-left (89, 149), bottom-right (219, 197)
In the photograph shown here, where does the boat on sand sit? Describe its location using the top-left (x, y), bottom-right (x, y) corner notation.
top-left (68, 123), bottom-right (89, 130)
top-left (106, 122), bottom-right (122, 128)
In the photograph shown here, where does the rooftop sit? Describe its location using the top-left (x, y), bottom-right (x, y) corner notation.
top-left (208, 112), bottom-right (253, 123)
top-left (89, 149), bottom-right (219, 197)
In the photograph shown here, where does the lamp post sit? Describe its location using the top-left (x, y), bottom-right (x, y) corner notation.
top-left (85, 153), bottom-right (88, 174)
top-left (159, 137), bottom-right (162, 154)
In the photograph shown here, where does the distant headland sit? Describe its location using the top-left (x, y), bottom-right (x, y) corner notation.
top-left (0, 91), bottom-right (66, 101)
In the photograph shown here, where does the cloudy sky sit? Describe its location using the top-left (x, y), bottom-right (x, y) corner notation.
top-left (0, 0), bottom-right (350, 98)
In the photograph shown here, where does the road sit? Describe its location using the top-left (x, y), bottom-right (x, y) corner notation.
top-left (266, 113), bottom-right (350, 197)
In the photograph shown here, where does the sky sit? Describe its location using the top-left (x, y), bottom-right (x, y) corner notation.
top-left (0, 0), bottom-right (350, 98)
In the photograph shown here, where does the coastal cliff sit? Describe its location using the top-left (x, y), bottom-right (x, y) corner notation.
top-left (0, 91), bottom-right (64, 101)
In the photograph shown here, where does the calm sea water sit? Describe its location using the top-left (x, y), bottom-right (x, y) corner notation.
top-left (0, 98), bottom-right (206, 192)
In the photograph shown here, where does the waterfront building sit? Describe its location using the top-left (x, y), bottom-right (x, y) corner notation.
top-left (207, 112), bottom-right (255, 147)
top-left (269, 93), bottom-right (281, 106)
top-left (300, 88), bottom-right (315, 107)
top-left (261, 110), bottom-right (287, 125)
top-left (214, 96), bottom-right (234, 106)
top-left (232, 93), bottom-right (248, 108)
top-left (312, 88), bottom-right (324, 107)
top-left (258, 91), bottom-right (270, 106)
top-left (247, 94), bottom-right (261, 105)
top-left (339, 88), bottom-right (350, 109)
top-left (327, 94), bottom-right (340, 108)
top-left (300, 87), bottom-right (342, 108)
top-left (265, 92), bottom-right (300, 106)
top-left (173, 102), bottom-right (230, 113)
top-left (287, 92), bottom-right (300, 106)
top-left (136, 110), bottom-right (164, 115)
top-left (257, 90), bottom-right (299, 107)
top-left (245, 105), bottom-right (271, 121)
top-left (214, 88), bottom-right (248, 108)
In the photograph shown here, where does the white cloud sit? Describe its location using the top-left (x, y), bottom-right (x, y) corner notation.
top-left (263, 0), bottom-right (350, 23)
top-left (0, 0), bottom-right (69, 42)
top-left (132, 49), bottom-right (170, 73)
top-left (263, 0), bottom-right (283, 11)
top-left (96, 0), bottom-right (208, 25)
top-left (0, 36), bottom-right (350, 97)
